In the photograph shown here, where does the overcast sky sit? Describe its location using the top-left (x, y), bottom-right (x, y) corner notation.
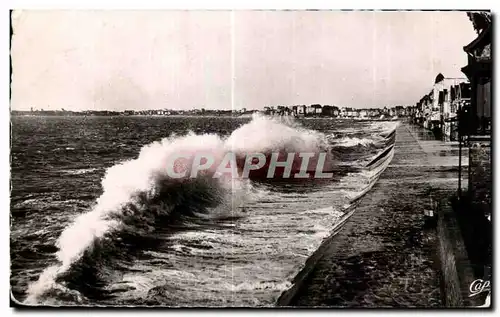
top-left (11, 10), bottom-right (477, 111)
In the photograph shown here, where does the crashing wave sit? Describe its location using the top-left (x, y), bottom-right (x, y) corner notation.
top-left (24, 113), bottom-right (334, 304)
top-left (335, 137), bottom-right (375, 148)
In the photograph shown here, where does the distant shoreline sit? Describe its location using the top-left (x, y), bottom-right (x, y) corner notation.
top-left (10, 113), bottom-right (252, 118)
top-left (10, 113), bottom-right (404, 121)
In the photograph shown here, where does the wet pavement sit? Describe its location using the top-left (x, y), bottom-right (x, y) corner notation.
top-left (285, 123), bottom-right (468, 307)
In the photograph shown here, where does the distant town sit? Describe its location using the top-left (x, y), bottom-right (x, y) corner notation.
top-left (11, 104), bottom-right (414, 119)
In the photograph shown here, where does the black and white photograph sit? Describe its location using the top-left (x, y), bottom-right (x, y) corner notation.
top-left (9, 9), bottom-right (492, 308)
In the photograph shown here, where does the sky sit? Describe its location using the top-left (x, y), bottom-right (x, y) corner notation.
top-left (10, 10), bottom-right (478, 111)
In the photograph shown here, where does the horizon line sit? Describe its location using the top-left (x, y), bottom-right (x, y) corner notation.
top-left (10, 105), bottom-right (415, 112)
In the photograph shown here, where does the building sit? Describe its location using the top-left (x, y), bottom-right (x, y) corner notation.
top-left (424, 73), bottom-right (468, 133)
top-left (306, 104), bottom-right (322, 116)
top-left (297, 105), bottom-right (306, 116)
top-left (340, 107), bottom-right (348, 118)
top-left (321, 105), bottom-right (339, 117)
top-left (453, 12), bottom-right (492, 297)
top-left (276, 105), bottom-right (291, 115)
top-left (461, 12), bottom-right (492, 135)
top-left (434, 74), bottom-right (468, 135)
top-left (411, 72), bottom-right (468, 135)
top-left (263, 106), bottom-right (276, 115)
top-left (347, 109), bottom-right (359, 118)
top-left (394, 105), bottom-right (407, 117)
top-left (369, 109), bottom-right (381, 118)
top-left (444, 82), bottom-right (471, 141)
top-left (458, 12), bottom-right (492, 219)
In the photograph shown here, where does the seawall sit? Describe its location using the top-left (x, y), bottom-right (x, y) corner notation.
top-left (276, 126), bottom-right (397, 306)
top-left (277, 123), bottom-right (470, 307)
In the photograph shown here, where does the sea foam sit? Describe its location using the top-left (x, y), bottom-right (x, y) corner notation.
top-left (25, 113), bottom-right (331, 304)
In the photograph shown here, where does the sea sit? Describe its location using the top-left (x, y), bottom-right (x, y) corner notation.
top-left (10, 114), bottom-right (398, 307)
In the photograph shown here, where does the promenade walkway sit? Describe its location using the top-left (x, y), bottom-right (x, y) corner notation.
top-left (284, 123), bottom-right (468, 307)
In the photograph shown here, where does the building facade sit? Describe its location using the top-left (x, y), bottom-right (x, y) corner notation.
top-left (459, 12), bottom-right (492, 220)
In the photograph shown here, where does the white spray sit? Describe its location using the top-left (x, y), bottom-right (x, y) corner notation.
top-left (25, 114), bottom-right (330, 304)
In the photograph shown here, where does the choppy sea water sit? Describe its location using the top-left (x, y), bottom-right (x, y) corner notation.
top-left (10, 115), bottom-right (397, 306)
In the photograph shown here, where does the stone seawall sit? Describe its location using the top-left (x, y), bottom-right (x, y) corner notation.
top-left (436, 198), bottom-right (467, 307)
